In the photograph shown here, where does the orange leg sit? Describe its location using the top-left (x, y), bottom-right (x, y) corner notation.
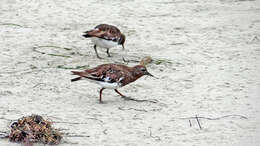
top-left (94, 45), bottom-right (102, 59)
top-left (99, 88), bottom-right (105, 103)
top-left (114, 89), bottom-right (126, 97)
top-left (106, 48), bottom-right (111, 57)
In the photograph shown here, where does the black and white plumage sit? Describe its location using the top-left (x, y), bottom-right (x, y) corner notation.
top-left (83, 24), bottom-right (126, 59)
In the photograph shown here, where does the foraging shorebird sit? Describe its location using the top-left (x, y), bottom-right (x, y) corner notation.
top-left (83, 24), bottom-right (126, 59)
top-left (71, 64), bottom-right (155, 103)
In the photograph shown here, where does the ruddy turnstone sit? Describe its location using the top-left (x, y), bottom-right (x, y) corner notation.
top-left (83, 24), bottom-right (126, 59)
top-left (71, 64), bottom-right (155, 103)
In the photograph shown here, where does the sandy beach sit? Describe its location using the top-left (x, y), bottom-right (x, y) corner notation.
top-left (0, 0), bottom-right (260, 145)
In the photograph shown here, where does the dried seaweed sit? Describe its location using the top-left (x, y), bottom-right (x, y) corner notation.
top-left (32, 46), bottom-right (73, 58)
top-left (56, 65), bottom-right (89, 70)
top-left (9, 115), bottom-right (62, 145)
top-left (153, 59), bottom-right (172, 65)
top-left (0, 23), bottom-right (24, 27)
top-left (35, 45), bottom-right (73, 51)
top-left (179, 114), bottom-right (248, 130)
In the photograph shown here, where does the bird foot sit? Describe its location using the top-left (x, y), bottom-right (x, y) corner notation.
top-left (121, 96), bottom-right (158, 103)
top-left (99, 100), bottom-right (105, 104)
top-left (97, 56), bottom-right (103, 59)
top-left (122, 57), bottom-right (128, 62)
top-left (121, 96), bottom-right (132, 100)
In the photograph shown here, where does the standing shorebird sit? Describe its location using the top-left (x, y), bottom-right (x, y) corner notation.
top-left (83, 24), bottom-right (126, 59)
top-left (71, 64), bottom-right (155, 103)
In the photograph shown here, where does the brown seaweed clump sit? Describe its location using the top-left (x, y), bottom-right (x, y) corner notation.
top-left (9, 115), bottom-right (62, 145)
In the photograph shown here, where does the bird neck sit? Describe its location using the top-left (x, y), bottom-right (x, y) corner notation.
top-left (121, 66), bottom-right (145, 86)
top-left (131, 69), bottom-right (144, 82)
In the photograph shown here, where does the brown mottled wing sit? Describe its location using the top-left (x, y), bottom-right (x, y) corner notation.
top-left (95, 24), bottom-right (121, 33)
top-left (84, 24), bottom-right (121, 41)
top-left (73, 64), bottom-right (130, 85)
top-left (99, 64), bottom-right (136, 86)
top-left (72, 64), bottom-right (138, 86)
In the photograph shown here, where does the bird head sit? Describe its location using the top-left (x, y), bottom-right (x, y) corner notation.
top-left (134, 65), bottom-right (157, 78)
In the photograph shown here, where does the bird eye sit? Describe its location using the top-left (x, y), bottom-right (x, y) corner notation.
top-left (140, 68), bottom-right (146, 72)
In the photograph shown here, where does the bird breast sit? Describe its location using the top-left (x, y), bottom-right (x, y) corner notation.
top-left (91, 37), bottom-right (118, 48)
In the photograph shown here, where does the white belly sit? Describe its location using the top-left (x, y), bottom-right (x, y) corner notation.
top-left (91, 37), bottom-right (118, 48)
top-left (98, 81), bottom-right (121, 89)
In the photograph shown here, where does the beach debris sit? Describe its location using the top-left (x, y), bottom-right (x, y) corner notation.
top-left (148, 127), bottom-right (161, 141)
top-left (179, 114), bottom-right (247, 130)
top-left (0, 23), bottom-right (24, 27)
top-left (9, 115), bottom-right (62, 145)
top-left (189, 120), bottom-right (192, 127)
top-left (57, 64), bottom-right (89, 70)
top-left (32, 45), bottom-right (74, 58)
top-left (153, 59), bottom-right (172, 65)
top-left (195, 115), bottom-right (202, 129)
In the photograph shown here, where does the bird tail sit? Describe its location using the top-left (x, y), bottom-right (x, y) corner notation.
top-left (71, 77), bottom-right (82, 82)
top-left (82, 31), bottom-right (91, 38)
top-left (71, 71), bottom-right (83, 76)
top-left (71, 71), bottom-right (86, 82)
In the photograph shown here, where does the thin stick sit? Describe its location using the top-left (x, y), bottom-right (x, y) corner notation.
top-left (179, 114), bottom-right (248, 120)
top-left (48, 53), bottom-right (71, 58)
top-left (252, 36), bottom-right (260, 42)
top-left (195, 115), bottom-right (202, 129)
top-left (64, 135), bottom-right (90, 138)
top-left (0, 23), bottom-right (23, 27)
top-left (149, 128), bottom-right (161, 141)
top-left (118, 107), bottom-right (148, 112)
top-left (53, 121), bottom-right (88, 124)
top-left (57, 65), bottom-right (89, 70)
top-left (32, 83), bottom-right (46, 88)
top-left (103, 129), bottom-right (108, 135)
top-left (32, 46), bottom-right (72, 58)
top-left (36, 45), bottom-right (73, 51)
top-left (53, 117), bottom-right (103, 124)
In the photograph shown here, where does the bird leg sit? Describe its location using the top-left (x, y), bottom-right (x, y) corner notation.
top-left (99, 88), bottom-right (105, 103)
top-left (114, 89), bottom-right (126, 97)
top-left (94, 45), bottom-right (102, 59)
top-left (106, 48), bottom-right (111, 57)
top-left (115, 89), bottom-right (158, 103)
top-left (122, 57), bottom-right (130, 63)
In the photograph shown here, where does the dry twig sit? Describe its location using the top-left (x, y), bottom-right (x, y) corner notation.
top-left (118, 107), bottom-right (148, 112)
top-left (179, 114), bottom-right (248, 120)
top-left (53, 117), bottom-right (103, 125)
top-left (195, 115), bottom-right (202, 129)
top-left (103, 129), bottom-right (108, 135)
top-left (179, 114), bottom-right (247, 130)
top-left (149, 128), bottom-right (161, 141)
top-left (189, 120), bottom-right (192, 127)
top-left (63, 134), bottom-right (90, 138)
top-left (32, 46), bottom-right (72, 58)
top-left (0, 23), bottom-right (24, 27)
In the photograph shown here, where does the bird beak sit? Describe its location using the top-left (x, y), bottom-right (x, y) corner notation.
top-left (122, 44), bottom-right (125, 50)
top-left (146, 72), bottom-right (158, 79)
